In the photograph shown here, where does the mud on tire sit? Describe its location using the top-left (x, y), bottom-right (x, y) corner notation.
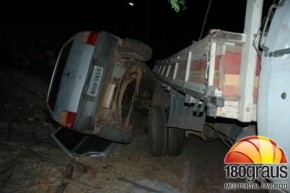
top-left (118, 38), bottom-right (152, 62)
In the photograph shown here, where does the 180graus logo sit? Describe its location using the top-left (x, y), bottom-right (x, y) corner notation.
top-left (223, 136), bottom-right (288, 190)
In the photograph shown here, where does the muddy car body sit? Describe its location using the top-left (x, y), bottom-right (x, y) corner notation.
top-left (46, 31), bottom-right (154, 143)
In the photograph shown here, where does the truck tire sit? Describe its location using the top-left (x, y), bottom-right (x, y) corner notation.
top-left (118, 38), bottom-right (152, 62)
top-left (148, 106), bottom-right (167, 156)
top-left (167, 127), bottom-right (185, 156)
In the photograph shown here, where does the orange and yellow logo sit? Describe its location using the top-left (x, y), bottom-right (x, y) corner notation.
top-left (224, 136), bottom-right (287, 164)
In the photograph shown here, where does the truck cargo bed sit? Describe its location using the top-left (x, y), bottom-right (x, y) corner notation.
top-left (153, 30), bottom-right (260, 121)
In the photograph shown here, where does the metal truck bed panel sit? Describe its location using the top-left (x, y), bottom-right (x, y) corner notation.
top-left (154, 30), bottom-right (260, 121)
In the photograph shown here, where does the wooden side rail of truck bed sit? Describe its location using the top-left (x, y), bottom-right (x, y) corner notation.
top-left (153, 29), bottom-right (260, 121)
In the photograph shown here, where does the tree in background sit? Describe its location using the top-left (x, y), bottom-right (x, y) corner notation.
top-left (169, 0), bottom-right (187, 12)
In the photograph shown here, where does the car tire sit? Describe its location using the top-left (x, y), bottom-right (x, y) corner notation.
top-left (167, 127), bottom-right (185, 156)
top-left (119, 38), bottom-right (152, 62)
top-left (148, 106), bottom-right (167, 156)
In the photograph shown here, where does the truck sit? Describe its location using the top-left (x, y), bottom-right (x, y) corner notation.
top-left (149, 0), bottom-right (289, 191)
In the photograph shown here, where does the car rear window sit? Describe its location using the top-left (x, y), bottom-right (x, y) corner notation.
top-left (48, 40), bottom-right (73, 111)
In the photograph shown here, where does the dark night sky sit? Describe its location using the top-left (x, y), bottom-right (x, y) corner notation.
top-left (2, 0), bottom-right (274, 61)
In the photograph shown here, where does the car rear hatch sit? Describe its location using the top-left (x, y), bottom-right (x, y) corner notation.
top-left (46, 31), bottom-right (119, 132)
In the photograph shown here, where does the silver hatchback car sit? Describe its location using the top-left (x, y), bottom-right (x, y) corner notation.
top-left (46, 31), bottom-right (154, 143)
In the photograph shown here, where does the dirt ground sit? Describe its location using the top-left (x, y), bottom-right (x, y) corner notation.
top-left (0, 66), bottom-right (269, 193)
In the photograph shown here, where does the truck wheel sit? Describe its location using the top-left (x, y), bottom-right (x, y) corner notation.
top-left (167, 127), bottom-right (185, 156)
top-left (148, 106), bottom-right (167, 156)
top-left (118, 38), bottom-right (152, 62)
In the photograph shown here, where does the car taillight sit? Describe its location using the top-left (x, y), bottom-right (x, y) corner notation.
top-left (81, 31), bottom-right (99, 45)
top-left (59, 111), bottom-right (76, 128)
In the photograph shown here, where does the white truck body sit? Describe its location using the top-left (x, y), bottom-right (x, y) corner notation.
top-left (258, 0), bottom-right (290, 188)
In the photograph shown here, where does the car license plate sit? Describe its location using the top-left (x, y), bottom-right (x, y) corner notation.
top-left (87, 66), bottom-right (103, 97)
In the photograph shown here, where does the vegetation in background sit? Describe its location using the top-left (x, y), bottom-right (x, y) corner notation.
top-left (169, 0), bottom-right (187, 12)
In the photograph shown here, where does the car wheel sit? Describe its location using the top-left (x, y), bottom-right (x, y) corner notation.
top-left (148, 106), bottom-right (167, 156)
top-left (118, 38), bottom-right (152, 62)
top-left (167, 127), bottom-right (185, 156)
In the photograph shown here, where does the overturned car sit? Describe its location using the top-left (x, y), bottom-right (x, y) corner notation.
top-left (46, 31), bottom-right (154, 145)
